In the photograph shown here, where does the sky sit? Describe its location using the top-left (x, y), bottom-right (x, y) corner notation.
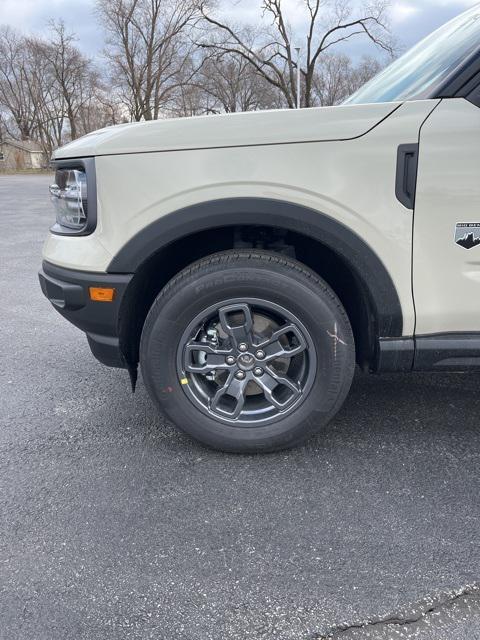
top-left (0, 0), bottom-right (479, 60)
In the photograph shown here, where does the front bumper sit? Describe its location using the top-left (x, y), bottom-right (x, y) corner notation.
top-left (39, 261), bottom-right (132, 368)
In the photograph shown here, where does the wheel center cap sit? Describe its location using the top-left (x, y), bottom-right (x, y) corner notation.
top-left (237, 353), bottom-right (255, 371)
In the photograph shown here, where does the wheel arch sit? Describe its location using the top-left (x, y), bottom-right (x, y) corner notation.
top-left (111, 198), bottom-right (403, 375)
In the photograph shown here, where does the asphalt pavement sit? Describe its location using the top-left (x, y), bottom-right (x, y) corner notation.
top-left (0, 174), bottom-right (479, 640)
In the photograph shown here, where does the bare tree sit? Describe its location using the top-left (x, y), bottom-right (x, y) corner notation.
top-left (312, 52), bottom-right (383, 105)
top-left (345, 54), bottom-right (383, 96)
top-left (0, 111), bottom-right (8, 143)
top-left (199, 0), bottom-right (392, 108)
top-left (0, 23), bottom-right (109, 155)
top-left (41, 22), bottom-right (123, 139)
top-left (97, 0), bottom-right (202, 121)
top-left (23, 36), bottom-right (66, 155)
top-left (39, 21), bottom-right (96, 140)
top-left (197, 48), bottom-right (280, 113)
top-left (166, 52), bottom-right (217, 116)
top-left (0, 27), bottom-right (37, 140)
top-left (0, 28), bottom-right (65, 153)
top-left (76, 82), bottom-right (128, 135)
top-left (171, 81), bottom-right (217, 116)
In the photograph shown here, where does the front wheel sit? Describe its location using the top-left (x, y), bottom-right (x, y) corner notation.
top-left (140, 251), bottom-right (355, 453)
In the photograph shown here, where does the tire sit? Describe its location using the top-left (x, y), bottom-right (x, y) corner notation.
top-left (140, 251), bottom-right (355, 453)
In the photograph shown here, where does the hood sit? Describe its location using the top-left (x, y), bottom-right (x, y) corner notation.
top-left (53, 102), bottom-right (401, 159)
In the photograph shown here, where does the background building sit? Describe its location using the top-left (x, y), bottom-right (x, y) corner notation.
top-left (0, 138), bottom-right (47, 171)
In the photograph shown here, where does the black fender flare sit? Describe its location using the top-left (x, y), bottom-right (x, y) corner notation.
top-left (107, 198), bottom-right (403, 337)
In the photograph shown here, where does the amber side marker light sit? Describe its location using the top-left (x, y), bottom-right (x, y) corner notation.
top-left (89, 287), bottom-right (116, 302)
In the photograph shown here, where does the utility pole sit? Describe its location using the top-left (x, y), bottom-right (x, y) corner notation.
top-left (295, 47), bottom-right (301, 109)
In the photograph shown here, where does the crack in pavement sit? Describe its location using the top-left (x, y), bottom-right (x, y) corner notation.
top-left (315, 585), bottom-right (480, 638)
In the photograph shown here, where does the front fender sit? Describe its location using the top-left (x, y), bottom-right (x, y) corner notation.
top-left (107, 197), bottom-right (403, 338)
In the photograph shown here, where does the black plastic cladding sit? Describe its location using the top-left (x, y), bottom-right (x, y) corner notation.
top-left (49, 156), bottom-right (97, 237)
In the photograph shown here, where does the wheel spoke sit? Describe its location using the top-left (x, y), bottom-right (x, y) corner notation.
top-left (185, 342), bottom-right (231, 356)
top-left (218, 303), bottom-right (254, 348)
top-left (210, 372), bottom-right (247, 419)
top-left (185, 354), bottom-right (231, 374)
top-left (255, 368), bottom-right (302, 410)
top-left (257, 324), bottom-right (307, 362)
top-left (184, 342), bottom-right (234, 374)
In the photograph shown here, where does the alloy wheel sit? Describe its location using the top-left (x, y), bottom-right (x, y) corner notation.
top-left (177, 299), bottom-right (317, 426)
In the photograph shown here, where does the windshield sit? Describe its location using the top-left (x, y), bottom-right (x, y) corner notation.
top-left (345, 6), bottom-right (480, 105)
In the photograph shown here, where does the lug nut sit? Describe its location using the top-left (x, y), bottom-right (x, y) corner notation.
top-left (238, 343), bottom-right (248, 352)
top-left (255, 349), bottom-right (265, 360)
top-left (253, 367), bottom-right (264, 377)
top-left (226, 355), bottom-right (236, 365)
top-left (235, 370), bottom-right (246, 380)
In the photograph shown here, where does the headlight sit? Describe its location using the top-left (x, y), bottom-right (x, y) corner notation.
top-left (50, 168), bottom-right (88, 231)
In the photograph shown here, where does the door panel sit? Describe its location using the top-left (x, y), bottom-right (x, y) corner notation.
top-left (414, 98), bottom-right (480, 335)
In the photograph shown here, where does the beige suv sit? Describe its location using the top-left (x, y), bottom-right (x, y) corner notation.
top-left (39, 7), bottom-right (480, 452)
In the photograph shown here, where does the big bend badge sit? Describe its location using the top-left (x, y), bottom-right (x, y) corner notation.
top-left (455, 223), bottom-right (480, 250)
